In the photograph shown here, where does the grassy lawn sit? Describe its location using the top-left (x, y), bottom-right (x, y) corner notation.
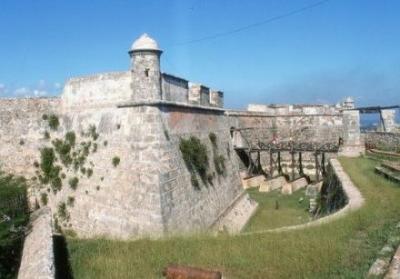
top-left (67, 157), bottom-right (400, 279)
top-left (244, 188), bottom-right (310, 232)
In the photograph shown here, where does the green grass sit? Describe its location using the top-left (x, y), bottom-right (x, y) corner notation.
top-left (67, 157), bottom-right (400, 279)
top-left (244, 188), bottom-right (310, 232)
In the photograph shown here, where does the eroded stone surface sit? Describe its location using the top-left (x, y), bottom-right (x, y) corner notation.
top-left (18, 207), bottom-right (54, 279)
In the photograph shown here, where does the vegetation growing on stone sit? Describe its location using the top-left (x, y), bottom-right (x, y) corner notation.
top-left (209, 132), bottom-right (217, 147)
top-left (52, 138), bottom-right (73, 166)
top-left (103, 140), bottom-right (108, 147)
top-left (40, 192), bottom-right (48, 205)
top-left (47, 114), bottom-right (59, 130)
top-left (112, 156), bottom-right (120, 167)
top-left (67, 196), bottom-right (75, 207)
top-left (58, 202), bottom-right (68, 220)
top-left (44, 130), bottom-right (50, 139)
top-left (214, 155), bottom-right (226, 175)
top-left (42, 114), bottom-right (48, 120)
top-left (179, 136), bottom-right (209, 184)
top-left (39, 147), bottom-right (63, 192)
top-left (87, 168), bottom-right (93, 178)
top-left (65, 131), bottom-right (76, 146)
top-left (88, 125), bottom-right (99, 141)
top-left (69, 177), bottom-right (79, 190)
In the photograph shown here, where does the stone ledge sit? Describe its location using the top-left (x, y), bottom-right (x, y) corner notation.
top-left (18, 207), bottom-right (54, 279)
top-left (210, 191), bottom-right (258, 234)
top-left (117, 100), bottom-right (226, 112)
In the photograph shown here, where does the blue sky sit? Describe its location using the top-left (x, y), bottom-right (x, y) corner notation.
top-left (0, 0), bottom-right (399, 109)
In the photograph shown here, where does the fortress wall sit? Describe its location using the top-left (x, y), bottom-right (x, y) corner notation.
top-left (161, 73), bottom-right (188, 103)
top-left (61, 72), bottom-right (132, 110)
top-left (36, 105), bottom-right (165, 238)
top-left (247, 104), bottom-right (340, 115)
top-left (158, 106), bottom-right (246, 234)
top-left (0, 97), bottom-right (60, 176)
top-left (363, 131), bottom-right (400, 152)
top-left (210, 90), bottom-right (223, 108)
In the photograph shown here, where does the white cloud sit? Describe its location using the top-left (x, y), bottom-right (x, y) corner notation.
top-left (33, 89), bottom-right (48, 97)
top-left (54, 82), bottom-right (62, 89)
top-left (13, 87), bottom-right (48, 97)
top-left (14, 87), bottom-right (31, 96)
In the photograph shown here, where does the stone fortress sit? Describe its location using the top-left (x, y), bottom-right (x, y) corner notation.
top-left (0, 34), bottom-right (397, 239)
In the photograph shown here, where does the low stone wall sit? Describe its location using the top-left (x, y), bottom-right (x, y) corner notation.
top-left (18, 207), bottom-right (54, 279)
top-left (363, 132), bottom-right (400, 152)
top-left (242, 158), bottom-right (364, 235)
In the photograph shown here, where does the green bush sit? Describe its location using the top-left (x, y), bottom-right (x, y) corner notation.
top-left (40, 147), bottom-right (56, 178)
top-left (179, 137), bottom-right (209, 182)
top-left (112, 157), bottom-right (120, 167)
top-left (67, 196), bottom-right (75, 207)
top-left (214, 155), bottom-right (226, 175)
top-left (0, 173), bottom-right (29, 278)
top-left (88, 125), bottom-right (99, 141)
top-left (69, 177), bottom-right (79, 190)
top-left (58, 202), bottom-right (68, 220)
top-left (40, 192), bottom-right (48, 205)
top-left (48, 114), bottom-right (59, 130)
top-left (65, 131), bottom-right (76, 146)
top-left (209, 132), bottom-right (217, 147)
top-left (87, 168), bottom-right (93, 178)
top-left (44, 131), bottom-right (50, 139)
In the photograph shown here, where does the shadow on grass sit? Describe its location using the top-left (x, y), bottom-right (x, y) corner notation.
top-left (53, 235), bottom-right (74, 279)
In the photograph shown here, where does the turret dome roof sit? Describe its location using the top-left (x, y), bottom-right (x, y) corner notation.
top-left (131, 33), bottom-right (160, 51)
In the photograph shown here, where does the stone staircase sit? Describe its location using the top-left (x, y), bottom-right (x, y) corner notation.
top-left (375, 162), bottom-right (400, 184)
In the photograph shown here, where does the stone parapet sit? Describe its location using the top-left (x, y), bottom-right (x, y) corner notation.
top-left (18, 207), bottom-right (54, 279)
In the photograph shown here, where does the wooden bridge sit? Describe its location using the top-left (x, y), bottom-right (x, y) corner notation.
top-left (231, 126), bottom-right (342, 182)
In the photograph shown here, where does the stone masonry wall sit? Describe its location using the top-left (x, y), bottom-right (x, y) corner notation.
top-left (0, 97), bottom-right (60, 176)
top-left (35, 105), bottom-right (165, 238)
top-left (61, 72), bottom-right (131, 110)
top-left (158, 106), bottom-right (245, 234)
top-left (161, 73), bottom-right (188, 103)
top-left (363, 132), bottom-right (400, 152)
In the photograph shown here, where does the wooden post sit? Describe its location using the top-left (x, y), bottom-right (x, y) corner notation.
top-left (269, 149), bottom-right (273, 177)
top-left (298, 152), bottom-right (304, 176)
top-left (278, 151), bottom-right (282, 175)
top-left (291, 151), bottom-right (295, 180)
top-left (314, 151), bottom-right (320, 181)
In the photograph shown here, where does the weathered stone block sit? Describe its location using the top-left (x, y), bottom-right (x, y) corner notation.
top-left (291, 177), bottom-right (308, 192)
top-left (242, 175), bottom-right (265, 189)
top-left (259, 176), bottom-right (288, 193)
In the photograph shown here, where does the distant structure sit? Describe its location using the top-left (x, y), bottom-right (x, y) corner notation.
top-left (0, 34), bottom-right (396, 239)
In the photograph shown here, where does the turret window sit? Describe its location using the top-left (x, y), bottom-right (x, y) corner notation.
top-left (144, 68), bottom-right (149, 77)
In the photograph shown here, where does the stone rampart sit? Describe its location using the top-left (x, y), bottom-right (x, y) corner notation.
top-left (161, 73), bottom-right (188, 103)
top-left (0, 97), bottom-right (60, 176)
top-left (18, 207), bottom-right (54, 279)
top-left (363, 132), bottom-right (400, 152)
top-left (61, 71), bottom-right (132, 110)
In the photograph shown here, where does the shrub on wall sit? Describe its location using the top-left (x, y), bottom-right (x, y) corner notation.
top-left (180, 136), bottom-right (209, 185)
top-left (112, 156), bottom-right (120, 167)
top-left (68, 177), bottom-right (79, 190)
top-left (47, 114), bottom-right (59, 130)
top-left (214, 155), bottom-right (226, 175)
